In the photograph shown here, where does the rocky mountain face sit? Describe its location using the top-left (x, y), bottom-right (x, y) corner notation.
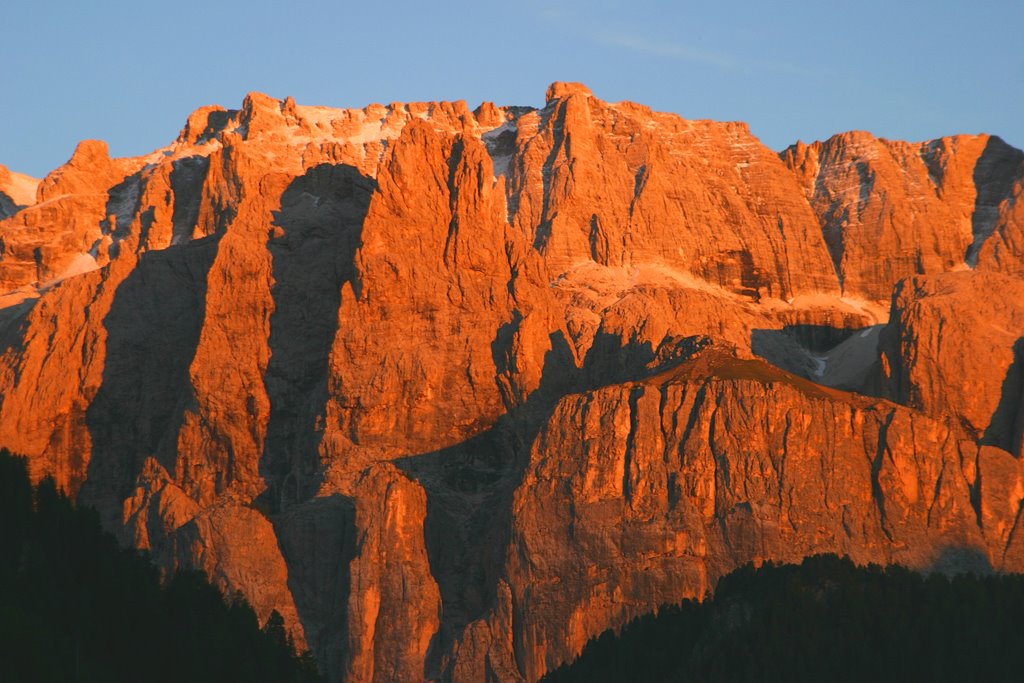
top-left (1, 83), bottom-right (1022, 682)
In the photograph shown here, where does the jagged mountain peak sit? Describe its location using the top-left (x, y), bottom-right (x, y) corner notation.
top-left (545, 81), bottom-right (594, 101)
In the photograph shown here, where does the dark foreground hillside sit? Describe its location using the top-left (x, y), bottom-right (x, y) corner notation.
top-left (543, 553), bottom-right (1024, 683)
top-left (0, 449), bottom-right (321, 683)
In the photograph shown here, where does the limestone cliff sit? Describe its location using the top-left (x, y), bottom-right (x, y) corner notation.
top-left (782, 132), bottom-right (1023, 300)
top-left (1, 83), bottom-right (1022, 682)
top-left (477, 350), bottom-right (1000, 680)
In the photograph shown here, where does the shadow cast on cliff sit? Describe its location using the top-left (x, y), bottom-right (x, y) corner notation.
top-left (274, 493), bottom-right (357, 680)
top-left (394, 330), bottom-right (576, 678)
top-left (85, 162), bottom-right (376, 680)
top-left (751, 324), bottom-right (853, 382)
top-left (256, 164), bottom-right (375, 676)
top-left (0, 297), bottom-right (37, 361)
top-left (84, 235), bottom-right (221, 529)
top-left (750, 324), bottom-right (883, 395)
top-left (258, 163), bottom-right (376, 513)
top-left (83, 151), bottom-right (224, 522)
top-left (394, 329), bottom-right (709, 679)
top-left (966, 136), bottom-right (1024, 264)
top-left (169, 155), bottom-right (212, 245)
top-left (928, 544), bottom-right (994, 577)
top-left (981, 338), bottom-right (1024, 456)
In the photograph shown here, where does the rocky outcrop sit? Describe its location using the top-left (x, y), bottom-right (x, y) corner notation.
top-left (465, 350), bottom-right (997, 680)
top-left (509, 83), bottom-right (839, 299)
top-left (1, 84), bottom-right (1023, 682)
top-left (782, 132), bottom-right (1024, 300)
top-left (0, 164), bottom-right (38, 220)
top-left (343, 464), bottom-right (441, 682)
top-left (317, 119), bottom-right (564, 478)
top-left (977, 172), bottom-right (1024, 276)
top-left (879, 271), bottom-right (1024, 455)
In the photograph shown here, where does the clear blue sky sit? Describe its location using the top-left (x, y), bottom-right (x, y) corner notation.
top-left (2, 0), bottom-right (1022, 178)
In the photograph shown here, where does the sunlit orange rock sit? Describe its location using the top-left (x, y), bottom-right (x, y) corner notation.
top-left (879, 271), bottom-right (1024, 453)
top-left (0, 164), bottom-right (38, 218)
top-left (782, 132), bottom-right (1023, 300)
top-left (343, 463), bottom-right (441, 682)
top-left (464, 350), bottom-right (986, 680)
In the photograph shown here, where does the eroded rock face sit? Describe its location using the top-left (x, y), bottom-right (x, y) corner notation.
top-left (318, 120), bottom-right (563, 477)
top-left (978, 172), bottom-right (1024, 276)
top-left (878, 271), bottom-right (1024, 455)
top-left (1, 84), bottom-right (1023, 682)
top-left (782, 132), bottom-right (1024, 300)
top-left (509, 85), bottom-right (839, 300)
top-left (343, 464), bottom-right (441, 682)
top-left (477, 351), bottom-right (989, 680)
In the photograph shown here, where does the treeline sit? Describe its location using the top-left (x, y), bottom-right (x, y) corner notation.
top-left (0, 449), bottom-right (321, 683)
top-left (543, 553), bottom-right (1024, 682)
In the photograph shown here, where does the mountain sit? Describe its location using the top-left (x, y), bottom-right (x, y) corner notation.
top-left (1, 82), bottom-right (1022, 682)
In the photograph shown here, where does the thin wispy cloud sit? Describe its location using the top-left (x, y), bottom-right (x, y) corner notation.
top-left (527, 3), bottom-right (832, 79)
top-left (526, 2), bottom-right (729, 67)
top-left (591, 30), bottom-right (738, 70)
top-left (589, 28), bottom-right (831, 78)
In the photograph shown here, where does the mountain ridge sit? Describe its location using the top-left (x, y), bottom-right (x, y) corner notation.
top-left (1, 83), bottom-right (1022, 682)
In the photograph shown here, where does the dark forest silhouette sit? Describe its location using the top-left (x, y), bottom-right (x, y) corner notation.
top-left (0, 449), bottom-right (322, 683)
top-left (543, 553), bottom-right (1024, 682)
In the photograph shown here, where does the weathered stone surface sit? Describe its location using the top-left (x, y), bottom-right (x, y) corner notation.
top-left (975, 444), bottom-right (1024, 566)
top-left (318, 119), bottom-right (563, 478)
top-left (450, 351), bottom-right (992, 680)
top-left (343, 464), bottom-right (441, 683)
top-left (162, 498), bottom-right (306, 646)
top-left (878, 271), bottom-right (1024, 454)
top-left (978, 172), bottom-right (1024, 276)
top-left (783, 132), bottom-right (1024, 300)
top-left (509, 86), bottom-right (840, 299)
